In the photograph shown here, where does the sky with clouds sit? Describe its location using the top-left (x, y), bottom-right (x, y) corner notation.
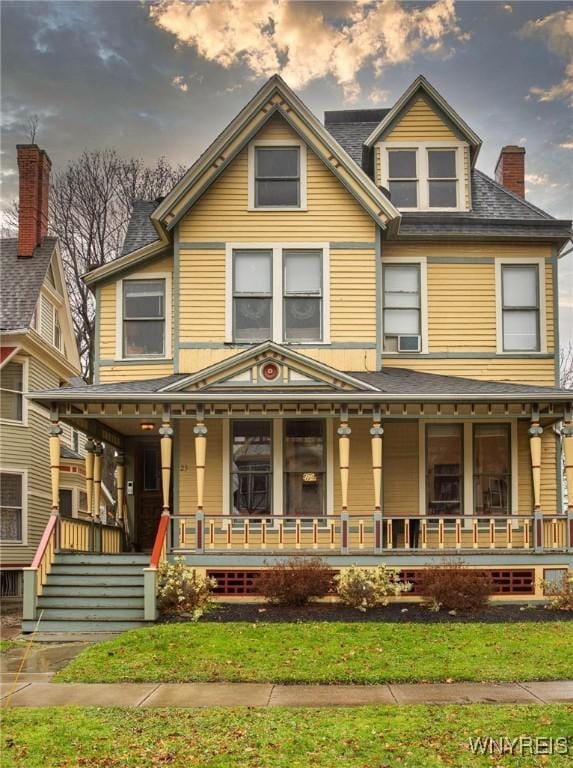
top-left (1, 0), bottom-right (571, 344)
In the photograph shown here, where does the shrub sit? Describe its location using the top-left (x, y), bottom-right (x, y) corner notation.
top-left (418, 560), bottom-right (491, 612)
top-left (335, 566), bottom-right (411, 611)
top-left (543, 572), bottom-right (573, 611)
top-left (257, 557), bottom-right (332, 606)
top-left (157, 558), bottom-right (217, 618)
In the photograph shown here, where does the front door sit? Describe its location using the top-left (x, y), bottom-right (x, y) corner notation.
top-left (135, 441), bottom-right (163, 551)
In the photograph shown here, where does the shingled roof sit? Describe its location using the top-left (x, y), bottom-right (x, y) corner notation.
top-left (0, 237), bottom-right (58, 331)
top-left (31, 366), bottom-right (571, 401)
top-left (121, 200), bottom-right (161, 256)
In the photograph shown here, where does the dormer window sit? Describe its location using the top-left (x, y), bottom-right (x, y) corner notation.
top-left (248, 141), bottom-right (307, 210)
top-left (428, 149), bottom-right (457, 207)
top-left (380, 143), bottom-right (464, 211)
top-left (388, 150), bottom-right (418, 208)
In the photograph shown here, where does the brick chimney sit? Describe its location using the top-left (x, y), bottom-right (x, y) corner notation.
top-left (494, 145), bottom-right (525, 199)
top-left (17, 144), bottom-right (51, 258)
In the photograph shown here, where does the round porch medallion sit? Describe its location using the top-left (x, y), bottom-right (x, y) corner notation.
top-left (261, 362), bottom-right (279, 381)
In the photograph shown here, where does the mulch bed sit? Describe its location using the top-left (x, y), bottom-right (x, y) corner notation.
top-left (197, 602), bottom-right (573, 624)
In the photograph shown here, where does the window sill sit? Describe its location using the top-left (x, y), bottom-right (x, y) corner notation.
top-left (0, 540), bottom-right (26, 546)
top-left (0, 418), bottom-right (27, 427)
top-left (247, 207), bottom-right (308, 213)
top-left (113, 357), bottom-right (173, 364)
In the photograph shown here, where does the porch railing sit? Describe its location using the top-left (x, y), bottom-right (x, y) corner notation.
top-left (23, 515), bottom-right (125, 620)
top-left (167, 513), bottom-right (573, 555)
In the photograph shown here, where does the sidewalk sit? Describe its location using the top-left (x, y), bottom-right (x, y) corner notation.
top-left (1, 675), bottom-right (571, 708)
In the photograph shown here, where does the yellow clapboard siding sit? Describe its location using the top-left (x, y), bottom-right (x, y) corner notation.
top-left (382, 357), bottom-right (556, 386)
top-left (386, 95), bottom-right (458, 141)
top-left (178, 114), bottom-right (375, 242)
top-left (333, 419), bottom-right (376, 515)
top-left (383, 242), bottom-right (553, 259)
top-left (383, 422), bottom-right (419, 515)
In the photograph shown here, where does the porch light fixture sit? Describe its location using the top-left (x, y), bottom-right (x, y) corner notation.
top-left (140, 422), bottom-right (155, 431)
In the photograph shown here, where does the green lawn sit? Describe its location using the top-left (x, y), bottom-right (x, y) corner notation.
top-left (2, 706), bottom-right (572, 767)
top-left (56, 621), bottom-right (573, 684)
top-left (0, 639), bottom-right (18, 654)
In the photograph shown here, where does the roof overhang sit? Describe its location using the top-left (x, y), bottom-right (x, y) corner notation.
top-left (364, 75), bottom-right (482, 166)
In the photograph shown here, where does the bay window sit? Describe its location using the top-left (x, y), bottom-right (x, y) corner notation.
top-left (501, 264), bottom-right (540, 351)
top-left (123, 279), bottom-right (166, 357)
top-left (0, 361), bottom-right (24, 422)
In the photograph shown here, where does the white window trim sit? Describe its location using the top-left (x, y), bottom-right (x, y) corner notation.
top-left (381, 256), bottom-right (428, 354)
top-left (115, 271), bottom-right (172, 361)
top-left (225, 242), bottom-right (330, 344)
top-left (0, 355), bottom-right (28, 427)
top-left (0, 468), bottom-right (28, 545)
top-left (222, 418), bottom-right (333, 517)
top-left (248, 139), bottom-right (307, 211)
top-left (378, 140), bottom-right (466, 212)
top-left (495, 257), bottom-right (546, 355)
top-left (418, 419), bottom-right (519, 518)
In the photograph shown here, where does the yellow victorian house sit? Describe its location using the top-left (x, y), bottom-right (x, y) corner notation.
top-left (24, 75), bottom-right (572, 633)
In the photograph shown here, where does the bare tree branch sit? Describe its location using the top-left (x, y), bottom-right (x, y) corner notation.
top-left (26, 114), bottom-right (40, 144)
top-left (560, 342), bottom-right (573, 389)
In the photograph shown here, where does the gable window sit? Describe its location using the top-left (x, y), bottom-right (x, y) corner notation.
top-left (426, 424), bottom-right (463, 516)
top-left (255, 147), bottom-right (300, 207)
top-left (283, 251), bottom-right (322, 342)
top-left (54, 310), bottom-right (62, 351)
top-left (232, 421), bottom-right (272, 515)
top-left (428, 149), bottom-right (457, 207)
top-left (388, 150), bottom-right (417, 207)
top-left (229, 245), bottom-right (328, 344)
top-left (383, 264), bottom-right (421, 352)
top-left (233, 250), bottom-right (273, 342)
top-left (501, 265), bottom-right (539, 352)
top-left (473, 425), bottom-right (510, 515)
top-left (0, 471), bottom-right (24, 542)
top-left (123, 279), bottom-right (166, 357)
top-left (0, 361), bottom-right (24, 422)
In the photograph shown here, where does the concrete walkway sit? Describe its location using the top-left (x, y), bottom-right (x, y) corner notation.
top-left (1, 676), bottom-right (572, 708)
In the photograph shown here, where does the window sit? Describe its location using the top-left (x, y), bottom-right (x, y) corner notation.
top-left (388, 150), bottom-right (417, 207)
top-left (283, 251), bottom-right (322, 342)
top-left (233, 250), bottom-right (272, 342)
top-left (501, 265), bottom-right (539, 351)
top-left (54, 310), bottom-right (62, 351)
top-left (0, 472), bottom-right (23, 542)
top-left (254, 147), bottom-right (300, 208)
top-left (59, 489), bottom-right (73, 519)
top-left (143, 446), bottom-right (160, 492)
top-left (473, 425), bottom-right (510, 515)
top-left (123, 279), bottom-right (166, 357)
top-left (231, 421), bottom-right (272, 516)
top-left (229, 246), bottom-right (327, 343)
top-left (284, 420), bottom-right (325, 517)
top-left (428, 149), bottom-right (457, 207)
top-left (71, 429), bottom-right (80, 455)
top-left (79, 490), bottom-right (89, 517)
top-left (0, 362), bottom-right (24, 422)
top-left (426, 425), bottom-right (463, 515)
top-left (383, 264), bottom-right (421, 352)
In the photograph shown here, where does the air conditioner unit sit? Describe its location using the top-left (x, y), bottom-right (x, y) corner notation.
top-left (398, 335), bottom-right (421, 352)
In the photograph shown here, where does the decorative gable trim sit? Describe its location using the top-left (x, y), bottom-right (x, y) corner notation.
top-left (364, 75), bottom-right (481, 163)
top-left (153, 76), bottom-right (400, 235)
top-left (159, 341), bottom-right (379, 394)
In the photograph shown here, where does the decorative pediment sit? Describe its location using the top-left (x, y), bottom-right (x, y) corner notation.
top-left (159, 342), bottom-right (378, 394)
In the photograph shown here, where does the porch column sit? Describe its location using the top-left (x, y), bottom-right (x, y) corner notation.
top-left (92, 441), bottom-right (103, 521)
top-left (48, 419), bottom-right (63, 514)
top-left (84, 439), bottom-right (95, 517)
top-left (562, 413), bottom-right (573, 511)
top-left (115, 451), bottom-right (126, 523)
top-left (370, 410), bottom-right (384, 512)
top-left (159, 418), bottom-right (174, 516)
top-left (337, 408), bottom-right (351, 512)
top-left (194, 408), bottom-right (208, 511)
top-left (528, 418), bottom-right (543, 511)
